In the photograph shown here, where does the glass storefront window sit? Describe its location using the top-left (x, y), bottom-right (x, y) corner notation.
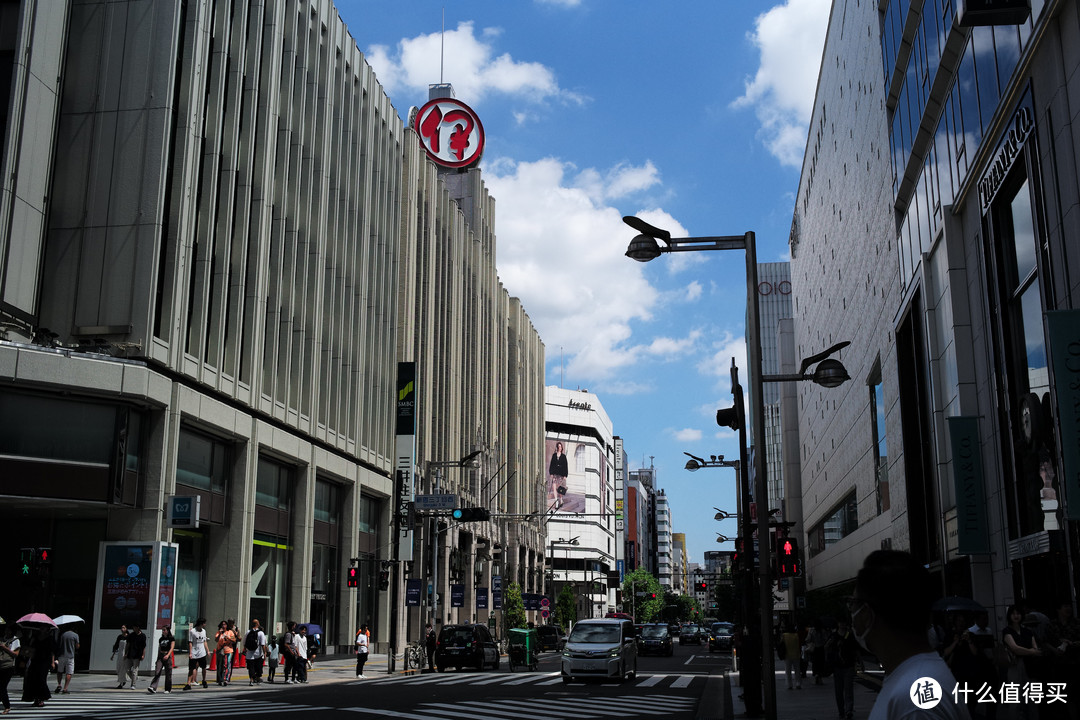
top-left (251, 533), bottom-right (291, 637)
top-left (1009, 182), bottom-right (1037, 285)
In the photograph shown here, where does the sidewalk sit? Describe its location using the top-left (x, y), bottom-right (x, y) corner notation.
top-left (56, 654), bottom-right (393, 695)
top-left (729, 669), bottom-right (881, 720)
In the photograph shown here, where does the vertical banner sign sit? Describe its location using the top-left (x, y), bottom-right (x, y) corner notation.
top-left (155, 545), bottom-right (177, 629)
top-left (476, 587), bottom-right (489, 609)
top-left (451, 584), bottom-right (465, 608)
top-left (946, 417), bottom-right (990, 553)
top-left (100, 544), bottom-right (154, 629)
top-left (1047, 310), bottom-right (1080, 520)
top-left (396, 362), bottom-right (417, 562)
top-left (492, 575), bottom-right (502, 610)
top-left (405, 579), bottom-right (422, 607)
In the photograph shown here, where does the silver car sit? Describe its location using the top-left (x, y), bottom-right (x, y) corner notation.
top-left (561, 618), bottom-right (637, 682)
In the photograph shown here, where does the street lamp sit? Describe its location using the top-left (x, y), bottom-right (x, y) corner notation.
top-left (713, 508), bottom-right (737, 521)
top-left (625, 215), bottom-right (776, 720)
top-left (762, 341), bottom-right (852, 388)
top-left (715, 534), bottom-right (732, 543)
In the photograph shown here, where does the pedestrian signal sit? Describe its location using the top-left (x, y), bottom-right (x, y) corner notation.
top-left (776, 538), bottom-right (800, 577)
top-left (378, 570), bottom-right (390, 591)
top-left (347, 567), bottom-right (359, 588)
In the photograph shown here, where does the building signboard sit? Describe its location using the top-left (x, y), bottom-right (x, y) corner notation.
top-left (947, 416), bottom-right (991, 553)
top-left (957, 0), bottom-right (1030, 27)
top-left (414, 98), bottom-right (485, 169)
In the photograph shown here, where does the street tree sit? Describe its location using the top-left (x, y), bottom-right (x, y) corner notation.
top-left (621, 568), bottom-right (663, 622)
top-left (503, 581), bottom-right (527, 629)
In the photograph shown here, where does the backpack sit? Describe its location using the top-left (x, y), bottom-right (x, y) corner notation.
top-left (244, 630), bottom-right (260, 651)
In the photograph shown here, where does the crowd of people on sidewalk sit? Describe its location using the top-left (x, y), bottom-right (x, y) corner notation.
top-left (0, 614), bottom-right (332, 712)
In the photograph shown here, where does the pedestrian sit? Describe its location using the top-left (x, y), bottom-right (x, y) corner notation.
top-left (826, 618), bottom-right (859, 720)
top-left (110, 625), bottom-right (128, 688)
top-left (425, 622), bottom-right (437, 672)
top-left (812, 621), bottom-right (831, 685)
top-left (781, 624), bottom-right (802, 689)
top-left (355, 624), bottom-right (369, 677)
top-left (293, 625), bottom-right (309, 683)
top-left (21, 627), bottom-right (53, 708)
top-left (852, 550), bottom-right (970, 720)
top-left (266, 635), bottom-right (279, 683)
top-left (0, 619), bottom-right (20, 714)
top-left (213, 620), bottom-right (234, 686)
top-left (1002, 605), bottom-right (1041, 688)
top-left (122, 625), bottom-right (147, 689)
top-left (281, 621), bottom-right (297, 683)
top-left (53, 624), bottom-right (79, 694)
top-left (184, 617), bottom-right (209, 690)
top-left (242, 619), bottom-right (267, 685)
top-left (146, 625), bottom-right (174, 694)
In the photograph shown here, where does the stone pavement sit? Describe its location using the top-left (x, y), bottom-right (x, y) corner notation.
top-left (729, 669), bottom-right (881, 720)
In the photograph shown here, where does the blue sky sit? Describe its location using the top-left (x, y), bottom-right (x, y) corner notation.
top-left (337, 0), bottom-right (831, 566)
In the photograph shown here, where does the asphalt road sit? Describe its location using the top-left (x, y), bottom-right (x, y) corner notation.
top-left (6, 642), bottom-right (732, 720)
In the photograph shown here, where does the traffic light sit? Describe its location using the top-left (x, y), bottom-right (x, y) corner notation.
top-left (36, 547), bottom-right (51, 578)
top-left (19, 548), bottom-right (33, 576)
top-left (649, 592), bottom-right (657, 599)
top-left (378, 570), bottom-right (390, 591)
top-left (347, 566), bottom-right (359, 588)
top-left (452, 507), bottom-right (491, 522)
top-left (697, 581), bottom-right (707, 591)
top-left (776, 538), bottom-right (800, 577)
top-left (733, 537), bottom-right (744, 571)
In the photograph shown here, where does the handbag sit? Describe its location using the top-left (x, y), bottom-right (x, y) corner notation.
top-left (992, 641), bottom-right (1018, 668)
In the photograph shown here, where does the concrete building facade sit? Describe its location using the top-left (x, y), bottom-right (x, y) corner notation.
top-left (790, 0), bottom-right (1080, 622)
top-left (0, 0), bottom-right (545, 669)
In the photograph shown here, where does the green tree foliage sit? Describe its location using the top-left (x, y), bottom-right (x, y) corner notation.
top-left (503, 581), bottom-right (527, 630)
top-left (674, 593), bottom-right (701, 621)
top-left (554, 585), bottom-right (577, 629)
top-left (620, 568), bottom-right (663, 622)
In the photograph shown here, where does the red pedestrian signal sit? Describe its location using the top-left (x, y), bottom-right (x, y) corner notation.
top-left (776, 538), bottom-right (800, 577)
top-left (347, 567), bottom-right (359, 588)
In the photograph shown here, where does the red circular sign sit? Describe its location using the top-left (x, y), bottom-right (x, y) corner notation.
top-left (414, 98), bottom-right (485, 168)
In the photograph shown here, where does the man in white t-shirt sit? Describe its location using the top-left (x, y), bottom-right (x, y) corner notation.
top-left (851, 551), bottom-right (971, 720)
top-left (291, 626), bottom-right (309, 683)
top-left (184, 617), bottom-right (209, 690)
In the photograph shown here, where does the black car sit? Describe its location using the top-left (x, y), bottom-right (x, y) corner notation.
top-left (708, 622), bottom-right (734, 652)
top-left (536, 624), bottom-right (566, 652)
top-left (679, 624), bottom-right (703, 645)
top-left (434, 624), bottom-right (500, 672)
top-left (637, 623), bottom-right (674, 656)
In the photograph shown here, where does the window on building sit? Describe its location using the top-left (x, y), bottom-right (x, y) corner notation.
top-left (176, 427), bottom-right (230, 494)
top-left (808, 492), bottom-right (858, 557)
top-left (256, 457), bottom-right (292, 510)
top-left (869, 364), bottom-right (890, 514)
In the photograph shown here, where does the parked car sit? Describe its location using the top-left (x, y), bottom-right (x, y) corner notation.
top-left (434, 623), bottom-right (500, 672)
top-left (679, 624), bottom-right (703, 645)
top-left (561, 618), bottom-right (638, 682)
top-left (708, 622), bottom-right (735, 652)
top-left (536, 624), bottom-right (566, 652)
top-left (637, 623), bottom-right (674, 656)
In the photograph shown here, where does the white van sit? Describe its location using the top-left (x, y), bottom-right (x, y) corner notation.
top-left (560, 618), bottom-right (638, 682)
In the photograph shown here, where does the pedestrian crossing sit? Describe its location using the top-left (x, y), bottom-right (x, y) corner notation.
top-left (348, 670), bottom-right (704, 690)
top-left (1, 695), bottom-right (332, 720)
top-left (344, 693), bottom-right (697, 719)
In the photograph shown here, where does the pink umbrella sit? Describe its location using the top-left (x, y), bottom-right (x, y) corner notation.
top-left (17, 612), bottom-right (56, 628)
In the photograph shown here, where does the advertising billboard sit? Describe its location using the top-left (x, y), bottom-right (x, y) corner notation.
top-left (546, 437), bottom-right (588, 514)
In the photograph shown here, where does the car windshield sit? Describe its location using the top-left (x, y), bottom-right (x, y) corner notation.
top-left (683, 625), bottom-right (699, 633)
top-left (568, 624), bottom-right (621, 643)
top-left (442, 628), bottom-right (475, 646)
top-left (712, 623), bottom-right (733, 635)
top-left (640, 626), bottom-right (668, 638)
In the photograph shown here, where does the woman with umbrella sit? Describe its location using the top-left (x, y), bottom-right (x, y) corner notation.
top-left (18, 614), bottom-right (55, 708)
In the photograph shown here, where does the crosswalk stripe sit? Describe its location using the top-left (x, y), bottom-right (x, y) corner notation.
top-left (344, 707), bottom-right (459, 720)
top-left (638, 675), bottom-right (664, 686)
top-left (415, 702), bottom-right (537, 720)
top-left (671, 675), bottom-right (694, 688)
top-left (452, 699), bottom-right (595, 719)
top-left (479, 698), bottom-right (607, 718)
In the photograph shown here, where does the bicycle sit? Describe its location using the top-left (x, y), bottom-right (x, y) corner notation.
top-left (405, 641), bottom-right (426, 669)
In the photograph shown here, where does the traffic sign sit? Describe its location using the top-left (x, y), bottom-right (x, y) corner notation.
top-left (414, 493), bottom-right (458, 510)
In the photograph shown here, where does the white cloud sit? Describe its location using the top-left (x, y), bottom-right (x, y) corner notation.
top-left (673, 428), bottom-right (704, 442)
top-left (488, 157), bottom-right (707, 383)
top-left (366, 21), bottom-right (584, 106)
top-left (733, 0), bottom-right (831, 166)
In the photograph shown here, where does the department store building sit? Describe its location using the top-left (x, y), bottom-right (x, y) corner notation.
top-left (789, 0), bottom-right (1080, 621)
